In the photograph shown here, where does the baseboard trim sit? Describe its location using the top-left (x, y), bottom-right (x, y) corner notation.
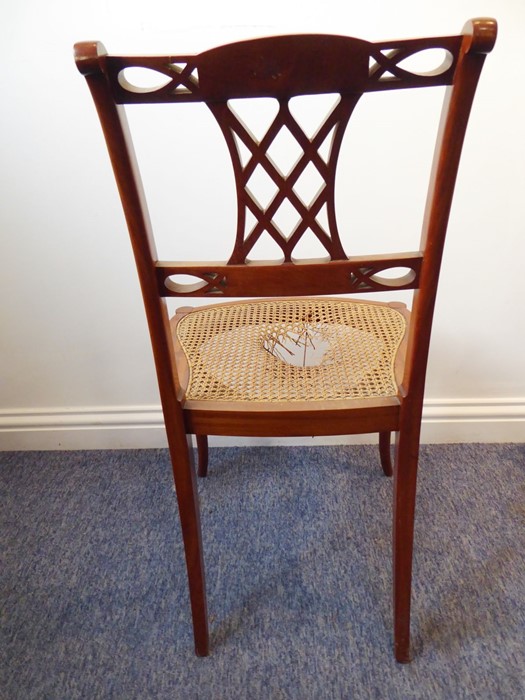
top-left (0, 399), bottom-right (523, 450)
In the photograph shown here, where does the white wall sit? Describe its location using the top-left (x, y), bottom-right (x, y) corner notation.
top-left (1, 0), bottom-right (524, 449)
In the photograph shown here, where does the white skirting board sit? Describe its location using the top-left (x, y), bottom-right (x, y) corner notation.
top-left (0, 399), bottom-right (523, 450)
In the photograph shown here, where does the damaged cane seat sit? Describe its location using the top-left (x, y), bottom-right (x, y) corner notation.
top-left (174, 298), bottom-right (407, 403)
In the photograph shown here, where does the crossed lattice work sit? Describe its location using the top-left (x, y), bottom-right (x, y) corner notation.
top-left (105, 34), bottom-right (461, 272)
top-left (209, 96), bottom-right (359, 264)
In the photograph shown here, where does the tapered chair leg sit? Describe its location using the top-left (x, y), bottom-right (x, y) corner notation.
top-left (392, 427), bottom-right (421, 664)
top-left (168, 432), bottom-right (209, 656)
top-left (196, 435), bottom-right (209, 478)
top-left (379, 431), bottom-right (393, 476)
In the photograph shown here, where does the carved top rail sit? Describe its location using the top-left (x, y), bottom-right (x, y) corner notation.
top-left (75, 29), bottom-right (496, 104)
top-left (100, 36), bottom-right (461, 105)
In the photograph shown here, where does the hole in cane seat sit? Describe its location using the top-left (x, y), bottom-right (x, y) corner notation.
top-left (263, 324), bottom-right (333, 367)
top-left (177, 299), bottom-right (406, 402)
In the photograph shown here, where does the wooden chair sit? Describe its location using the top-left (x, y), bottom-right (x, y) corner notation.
top-left (74, 18), bottom-right (496, 662)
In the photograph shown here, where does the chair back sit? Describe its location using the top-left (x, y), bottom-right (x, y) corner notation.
top-left (75, 20), bottom-right (496, 394)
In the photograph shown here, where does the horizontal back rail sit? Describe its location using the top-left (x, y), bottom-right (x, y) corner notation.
top-left (102, 34), bottom-right (463, 104)
top-left (156, 253), bottom-right (423, 297)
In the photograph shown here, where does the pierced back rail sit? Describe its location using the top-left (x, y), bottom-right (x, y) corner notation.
top-left (75, 24), bottom-right (495, 303)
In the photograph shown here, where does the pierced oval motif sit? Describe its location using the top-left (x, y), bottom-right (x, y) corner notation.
top-left (118, 67), bottom-right (172, 93)
top-left (164, 274), bottom-right (208, 294)
top-left (369, 266), bottom-right (417, 287)
top-left (395, 48), bottom-right (453, 77)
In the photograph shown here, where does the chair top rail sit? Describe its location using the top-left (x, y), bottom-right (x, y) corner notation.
top-left (75, 19), bottom-right (496, 104)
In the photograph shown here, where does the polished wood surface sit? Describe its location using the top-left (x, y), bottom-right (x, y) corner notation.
top-left (156, 254), bottom-right (423, 297)
top-left (75, 18), bottom-right (496, 662)
top-left (196, 435), bottom-right (209, 478)
top-left (379, 431), bottom-right (393, 477)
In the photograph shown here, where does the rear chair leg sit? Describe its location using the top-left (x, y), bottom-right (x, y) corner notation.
top-left (379, 431), bottom-right (393, 476)
top-left (168, 432), bottom-right (209, 656)
top-left (196, 435), bottom-right (209, 478)
top-left (392, 427), bottom-right (420, 663)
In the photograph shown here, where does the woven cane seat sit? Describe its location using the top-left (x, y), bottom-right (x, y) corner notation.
top-left (175, 299), bottom-right (407, 403)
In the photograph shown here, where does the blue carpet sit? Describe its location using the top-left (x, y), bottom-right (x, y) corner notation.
top-left (1, 444), bottom-right (524, 699)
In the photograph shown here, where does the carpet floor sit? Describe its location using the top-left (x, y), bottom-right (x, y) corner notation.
top-left (1, 444), bottom-right (524, 699)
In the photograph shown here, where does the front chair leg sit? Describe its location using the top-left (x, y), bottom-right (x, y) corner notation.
top-left (196, 434), bottom-right (209, 478)
top-left (168, 432), bottom-right (209, 656)
top-left (392, 426), bottom-right (421, 663)
top-left (379, 431), bottom-right (393, 476)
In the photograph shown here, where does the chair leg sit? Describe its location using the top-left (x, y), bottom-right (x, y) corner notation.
top-left (379, 431), bottom-right (393, 476)
top-left (392, 427), bottom-right (421, 663)
top-left (168, 432), bottom-right (209, 656)
top-left (196, 435), bottom-right (209, 478)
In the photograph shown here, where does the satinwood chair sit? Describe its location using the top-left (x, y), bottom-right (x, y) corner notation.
top-left (74, 18), bottom-right (496, 662)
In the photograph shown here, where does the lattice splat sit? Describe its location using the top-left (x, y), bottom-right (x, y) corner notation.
top-left (96, 30), bottom-right (474, 294)
top-left (209, 95), bottom-right (360, 263)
